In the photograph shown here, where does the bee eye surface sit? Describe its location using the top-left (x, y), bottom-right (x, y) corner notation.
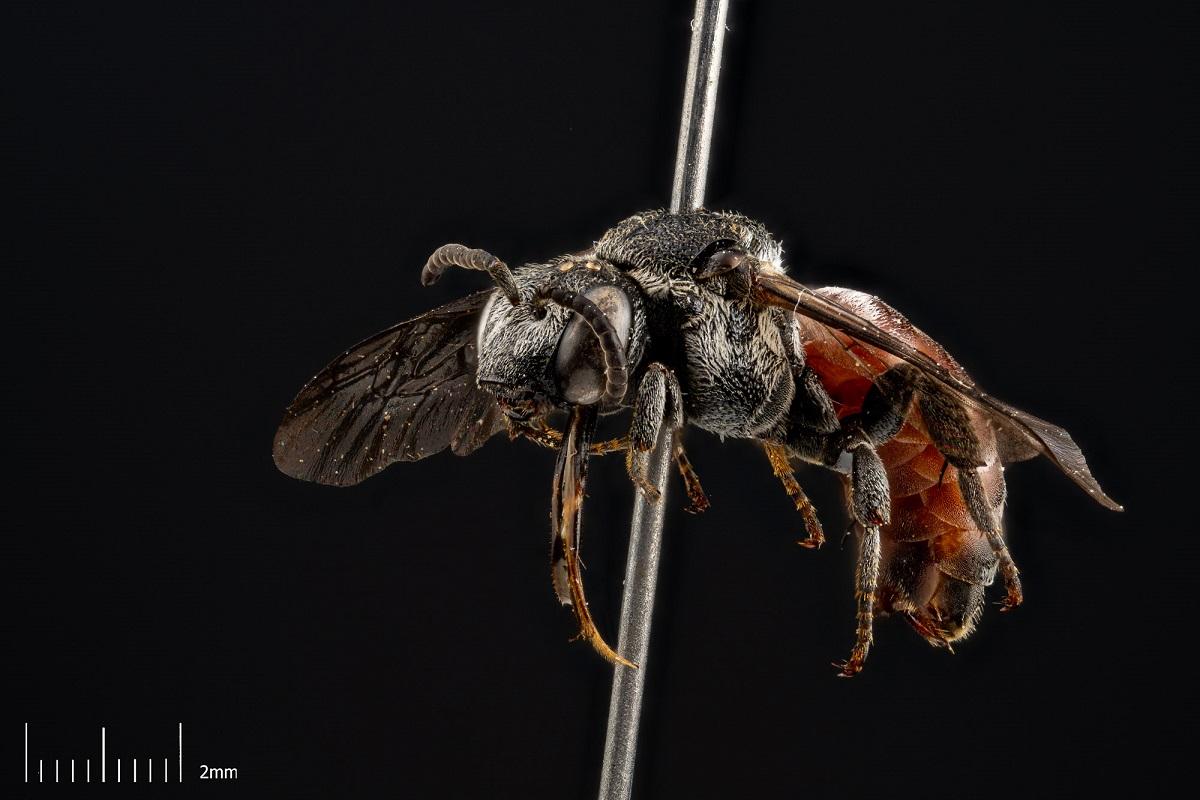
top-left (553, 285), bottom-right (632, 405)
top-left (692, 243), bottom-right (745, 280)
top-left (708, 250), bottom-right (744, 273)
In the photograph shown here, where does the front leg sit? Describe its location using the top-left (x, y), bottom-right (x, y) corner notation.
top-left (507, 417), bottom-right (628, 455)
top-left (626, 363), bottom-right (683, 503)
top-left (550, 405), bottom-right (633, 667)
top-left (624, 363), bottom-right (711, 513)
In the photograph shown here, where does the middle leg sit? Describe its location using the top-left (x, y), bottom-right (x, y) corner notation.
top-left (673, 432), bottom-right (711, 514)
top-left (762, 442), bottom-right (824, 548)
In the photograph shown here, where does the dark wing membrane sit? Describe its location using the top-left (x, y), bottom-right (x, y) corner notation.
top-left (754, 272), bottom-right (1121, 511)
top-left (273, 290), bottom-right (504, 486)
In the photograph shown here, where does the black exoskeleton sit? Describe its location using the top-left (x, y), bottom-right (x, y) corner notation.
top-left (274, 209), bottom-right (1120, 675)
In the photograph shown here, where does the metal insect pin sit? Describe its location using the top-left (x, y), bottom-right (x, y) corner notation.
top-left (273, 203), bottom-right (1121, 677)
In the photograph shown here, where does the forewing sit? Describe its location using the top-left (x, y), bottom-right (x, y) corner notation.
top-left (273, 290), bottom-right (503, 486)
top-left (758, 273), bottom-right (1121, 510)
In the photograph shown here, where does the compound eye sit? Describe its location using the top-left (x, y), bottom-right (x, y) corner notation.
top-left (693, 244), bottom-right (745, 280)
top-left (553, 285), bottom-right (632, 405)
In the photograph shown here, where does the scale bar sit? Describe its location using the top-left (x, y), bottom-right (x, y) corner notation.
top-left (22, 723), bottom-right (187, 785)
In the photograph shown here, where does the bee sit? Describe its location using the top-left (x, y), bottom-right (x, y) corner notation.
top-left (273, 209), bottom-right (1120, 675)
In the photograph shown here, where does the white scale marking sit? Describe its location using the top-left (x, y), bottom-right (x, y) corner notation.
top-left (24, 722), bottom-right (184, 785)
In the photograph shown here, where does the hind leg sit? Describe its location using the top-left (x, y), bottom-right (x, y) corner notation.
top-left (878, 528), bottom-right (999, 653)
top-left (785, 432), bottom-right (890, 676)
top-left (786, 362), bottom-right (915, 523)
top-left (782, 365), bottom-right (916, 674)
top-left (836, 523), bottom-right (882, 677)
top-left (829, 442), bottom-right (891, 677)
top-left (913, 370), bottom-right (1022, 610)
top-left (816, 363), bottom-right (1022, 611)
top-left (904, 608), bottom-right (954, 650)
top-left (928, 575), bottom-right (989, 643)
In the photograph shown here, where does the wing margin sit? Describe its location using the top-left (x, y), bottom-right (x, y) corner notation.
top-left (755, 272), bottom-right (1121, 511)
top-left (273, 290), bottom-right (503, 486)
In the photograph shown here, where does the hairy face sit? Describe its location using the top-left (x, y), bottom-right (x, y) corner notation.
top-left (475, 259), bottom-right (647, 418)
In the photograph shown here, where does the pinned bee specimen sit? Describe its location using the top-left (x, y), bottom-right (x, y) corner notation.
top-left (274, 209), bottom-right (1120, 675)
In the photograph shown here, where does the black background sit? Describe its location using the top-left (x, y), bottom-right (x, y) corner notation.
top-left (7, 1), bottom-right (1196, 797)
